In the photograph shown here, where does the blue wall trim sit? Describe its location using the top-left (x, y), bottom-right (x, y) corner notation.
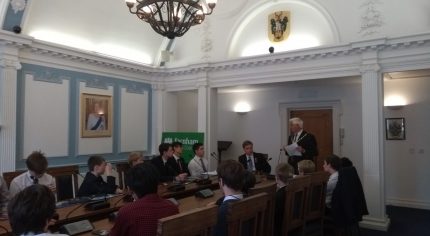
top-left (16, 63), bottom-right (153, 169)
top-left (2, 3), bottom-right (25, 31)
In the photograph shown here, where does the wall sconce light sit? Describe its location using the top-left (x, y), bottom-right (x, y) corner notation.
top-left (234, 101), bottom-right (251, 114)
top-left (384, 95), bottom-right (407, 110)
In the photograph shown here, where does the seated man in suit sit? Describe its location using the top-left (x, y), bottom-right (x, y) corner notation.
top-left (0, 176), bottom-right (9, 219)
top-left (110, 163), bottom-right (179, 236)
top-left (238, 140), bottom-right (271, 174)
top-left (8, 185), bottom-right (67, 236)
top-left (274, 163), bottom-right (294, 236)
top-left (214, 160), bottom-right (245, 236)
top-left (285, 117), bottom-right (318, 174)
top-left (168, 141), bottom-right (190, 175)
top-left (188, 143), bottom-right (210, 177)
top-left (78, 155), bottom-right (122, 197)
top-left (151, 143), bottom-right (187, 182)
top-left (9, 151), bottom-right (56, 198)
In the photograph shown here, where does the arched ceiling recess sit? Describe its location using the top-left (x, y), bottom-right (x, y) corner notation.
top-left (21, 0), bottom-right (169, 66)
top-left (227, 0), bottom-right (340, 58)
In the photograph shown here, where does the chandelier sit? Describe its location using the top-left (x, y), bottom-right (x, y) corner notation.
top-left (125, 0), bottom-right (217, 39)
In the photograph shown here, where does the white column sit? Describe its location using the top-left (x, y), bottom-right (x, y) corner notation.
top-left (197, 82), bottom-right (218, 171)
top-left (151, 83), bottom-right (165, 155)
top-left (360, 63), bottom-right (390, 230)
top-left (0, 44), bottom-right (21, 172)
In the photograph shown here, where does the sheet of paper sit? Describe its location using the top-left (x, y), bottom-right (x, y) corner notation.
top-left (285, 143), bottom-right (302, 156)
top-left (203, 171), bottom-right (218, 176)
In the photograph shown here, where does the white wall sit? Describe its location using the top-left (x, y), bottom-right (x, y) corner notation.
top-left (384, 77), bottom-right (430, 209)
top-left (216, 78), bottom-right (363, 175)
top-left (164, 92), bottom-right (178, 131)
top-left (176, 91), bottom-right (198, 132)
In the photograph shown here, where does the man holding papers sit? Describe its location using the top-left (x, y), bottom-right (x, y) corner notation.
top-left (284, 117), bottom-right (318, 174)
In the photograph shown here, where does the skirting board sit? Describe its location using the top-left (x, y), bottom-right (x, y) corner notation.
top-left (387, 198), bottom-right (430, 210)
top-left (359, 216), bottom-right (390, 231)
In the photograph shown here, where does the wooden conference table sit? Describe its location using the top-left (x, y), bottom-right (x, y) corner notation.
top-left (0, 176), bottom-right (273, 236)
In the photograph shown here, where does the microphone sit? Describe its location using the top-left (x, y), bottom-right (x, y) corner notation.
top-left (210, 152), bottom-right (219, 161)
top-left (277, 148), bottom-right (283, 165)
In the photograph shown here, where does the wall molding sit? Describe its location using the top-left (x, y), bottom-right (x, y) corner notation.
top-left (387, 197), bottom-right (430, 211)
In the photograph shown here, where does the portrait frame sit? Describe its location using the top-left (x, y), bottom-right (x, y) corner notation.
top-left (81, 93), bottom-right (112, 138)
top-left (385, 118), bottom-right (405, 140)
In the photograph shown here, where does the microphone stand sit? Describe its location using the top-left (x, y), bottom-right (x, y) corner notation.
top-left (277, 148), bottom-right (283, 165)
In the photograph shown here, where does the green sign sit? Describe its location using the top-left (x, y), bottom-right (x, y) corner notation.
top-left (161, 132), bottom-right (204, 163)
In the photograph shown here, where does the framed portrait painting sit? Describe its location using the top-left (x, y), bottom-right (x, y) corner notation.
top-left (385, 118), bottom-right (405, 140)
top-left (81, 93), bottom-right (112, 138)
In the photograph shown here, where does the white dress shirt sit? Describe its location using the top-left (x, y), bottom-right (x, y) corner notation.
top-left (188, 156), bottom-right (209, 177)
top-left (9, 171), bottom-right (56, 198)
top-left (325, 171), bottom-right (339, 208)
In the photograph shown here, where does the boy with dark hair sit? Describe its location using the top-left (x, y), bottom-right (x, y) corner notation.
top-left (168, 141), bottom-right (190, 175)
top-left (188, 142), bottom-right (209, 177)
top-left (9, 151), bottom-right (56, 197)
top-left (323, 155), bottom-right (341, 208)
top-left (110, 163), bottom-right (179, 235)
top-left (151, 143), bottom-right (187, 182)
top-left (8, 185), bottom-right (67, 236)
top-left (214, 160), bottom-right (245, 236)
top-left (77, 155), bottom-right (121, 197)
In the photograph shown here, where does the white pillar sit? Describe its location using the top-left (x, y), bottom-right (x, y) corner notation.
top-left (197, 82), bottom-right (218, 171)
top-left (0, 44), bottom-right (21, 172)
top-left (360, 62), bottom-right (390, 230)
top-left (151, 83), bottom-right (165, 155)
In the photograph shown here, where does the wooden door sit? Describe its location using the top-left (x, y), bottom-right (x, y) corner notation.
top-left (290, 109), bottom-right (333, 171)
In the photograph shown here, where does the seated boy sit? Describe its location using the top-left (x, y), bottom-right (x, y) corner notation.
top-left (214, 160), bottom-right (245, 236)
top-left (77, 155), bottom-right (122, 197)
top-left (9, 151), bottom-right (56, 198)
top-left (297, 159), bottom-right (316, 175)
top-left (274, 163), bottom-right (294, 236)
top-left (8, 184), bottom-right (67, 236)
top-left (110, 163), bottom-right (179, 235)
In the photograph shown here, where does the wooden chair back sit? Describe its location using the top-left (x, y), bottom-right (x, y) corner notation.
top-left (304, 172), bottom-right (329, 236)
top-left (157, 205), bottom-right (218, 236)
top-left (283, 175), bottom-right (311, 236)
top-left (227, 192), bottom-right (269, 236)
top-left (248, 182), bottom-right (277, 236)
top-left (116, 162), bottom-right (130, 190)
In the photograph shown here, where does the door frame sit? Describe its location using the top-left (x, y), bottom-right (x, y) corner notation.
top-left (279, 100), bottom-right (343, 156)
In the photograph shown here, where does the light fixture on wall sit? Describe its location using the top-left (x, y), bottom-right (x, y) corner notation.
top-left (234, 101), bottom-right (251, 114)
top-left (384, 95), bottom-right (407, 110)
top-left (124, 0), bottom-right (217, 39)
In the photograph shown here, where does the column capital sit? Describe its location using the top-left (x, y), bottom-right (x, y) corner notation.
top-left (360, 63), bottom-right (381, 74)
top-left (151, 83), bottom-right (165, 91)
top-left (0, 58), bottom-right (21, 70)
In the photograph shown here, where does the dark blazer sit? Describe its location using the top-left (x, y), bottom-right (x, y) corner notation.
top-left (150, 156), bottom-right (178, 182)
top-left (274, 186), bottom-right (286, 236)
top-left (77, 172), bottom-right (117, 197)
top-left (331, 166), bottom-right (369, 227)
top-left (214, 199), bottom-right (240, 236)
top-left (287, 130), bottom-right (318, 160)
top-left (167, 156), bottom-right (190, 175)
top-left (238, 152), bottom-right (271, 174)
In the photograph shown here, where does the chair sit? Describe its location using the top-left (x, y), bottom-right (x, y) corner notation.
top-left (248, 182), bottom-right (277, 236)
top-left (115, 162), bottom-right (130, 189)
top-left (282, 175), bottom-right (311, 236)
top-left (304, 172), bottom-right (329, 236)
top-left (157, 205), bottom-right (218, 236)
top-left (47, 165), bottom-right (80, 201)
top-left (227, 192), bottom-right (269, 236)
top-left (2, 170), bottom-right (25, 188)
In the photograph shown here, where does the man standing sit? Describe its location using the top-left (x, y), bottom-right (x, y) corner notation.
top-left (151, 143), bottom-right (187, 182)
top-left (168, 141), bottom-right (190, 175)
top-left (188, 143), bottom-right (209, 177)
top-left (238, 140), bottom-right (271, 174)
top-left (285, 117), bottom-right (318, 174)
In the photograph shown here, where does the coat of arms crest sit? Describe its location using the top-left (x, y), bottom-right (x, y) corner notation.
top-left (268, 11), bottom-right (290, 42)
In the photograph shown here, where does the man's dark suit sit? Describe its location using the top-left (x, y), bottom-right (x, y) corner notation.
top-left (167, 156), bottom-right (189, 175)
top-left (287, 130), bottom-right (318, 174)
top-left (150, 156), bottom-right (178, 182)
top-left (238, 152), bottom-right (271, 174)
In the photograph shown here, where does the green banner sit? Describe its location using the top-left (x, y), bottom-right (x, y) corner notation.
top-left (161, 132), bottom-right (204, 163)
